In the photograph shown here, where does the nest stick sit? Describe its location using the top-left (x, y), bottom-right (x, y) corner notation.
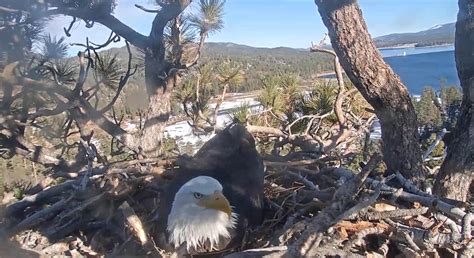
top-left (119, 201), bottom-right (148, 246)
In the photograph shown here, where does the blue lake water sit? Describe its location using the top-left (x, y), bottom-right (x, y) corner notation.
top-left (319, 45), bottom-right (459, 95)
top-left (379, 45), bottom-right (454, 58)
top-left (381, 46), bottom-right (459, 95)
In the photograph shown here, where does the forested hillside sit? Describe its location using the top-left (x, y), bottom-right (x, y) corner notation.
top-left (99, 42), bottom-right (334, 113)
top-left (374, 22), bottom-right (455, 48)
top-left (107, 42), bottom-right (333, 91)
top-left (1, 0), bottom-right (472, 257)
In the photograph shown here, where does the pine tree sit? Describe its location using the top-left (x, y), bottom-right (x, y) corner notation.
top-left (414, 87), bottom-right (442, 129)
top-left (440, 86), bottom-right (462, 129)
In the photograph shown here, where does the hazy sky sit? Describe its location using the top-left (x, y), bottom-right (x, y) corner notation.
top-left (46, 0), bottom-right (458, 54)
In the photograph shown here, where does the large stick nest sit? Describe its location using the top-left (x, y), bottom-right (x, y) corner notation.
top-left (0, 154), bottom-right (472, 257)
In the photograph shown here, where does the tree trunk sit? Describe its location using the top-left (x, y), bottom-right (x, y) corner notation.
top-left (314, 0), bottom-right (426, 182)
top-left (434, 0), bottom-right (474, 202)
top-left (213, 83), bottom-right (228, 132)
top-left (140, 48), bottom-right (168, 157)
top-left (136, 1), bottom-right (191, 157)
top-left (139, 48), bottom-right (176, 157)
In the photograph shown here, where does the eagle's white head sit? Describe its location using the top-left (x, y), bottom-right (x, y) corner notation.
top-left (167, 176), bottom-right (238, 252)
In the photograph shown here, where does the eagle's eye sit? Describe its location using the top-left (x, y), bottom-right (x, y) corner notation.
top-left (193, 192), bottom-right (203, 199)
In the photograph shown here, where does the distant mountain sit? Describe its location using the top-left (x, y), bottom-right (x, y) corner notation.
top-left (105, 42), bottom-right (318, 62)
top-left (374, 23), bottom-right (455, 48)
top-left (102, 42), bottom-right (334, 93)
top-left (202, 42), bottom-right (312, 57)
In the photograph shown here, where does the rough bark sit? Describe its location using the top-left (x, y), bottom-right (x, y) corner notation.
top-left (137, 1), bottom-right (191, 157)
top-left (314, 0), bottom-right (426, 182)
top-left (434, 0), bottom-right (474, 202)
top-left (49, 1), bottom-right (192, 157)
top-left (139, 69), bottom-right (175, 156)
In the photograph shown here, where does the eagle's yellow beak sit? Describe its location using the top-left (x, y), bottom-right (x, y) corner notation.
top-left (198, 191), bottom-right (232, 218)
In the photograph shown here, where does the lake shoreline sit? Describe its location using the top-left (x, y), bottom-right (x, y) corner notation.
top-left (378, 43), bottom-right (454, 50)
top-left (318, 46), bottom-right (458, 95)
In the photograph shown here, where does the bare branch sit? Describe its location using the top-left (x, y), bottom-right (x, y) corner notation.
top-left (71, 32), bottom-right (121, 52)
top-left (7, 196), bottom-right (73, 236)
top-left (5, 180), bottom-right (78, 216)
top-left (0, 6), bottom-right (29, 14)
top-left (423, 128), bottom-right (447, 161)
top-left (462, 213), bottom-right (472, 241)
top-left (99, 41), bottom-right (137, 113)
top-left (347, 207), bottom-right (429, 221)
top-left (289, 155), bottom-right (382, 256)
top-left (331, 167), bottom-right (468, 220)
top-left (310, 44), bottom-right (336, 57)
top-left (48, 8), bottom-right (148, 49)
top-left (149, 0), bottom-right (192, 42)
top-left (63, 16), bottom-right (77, 37)
top-left (0, 134), bottom-right (69, 168)
top-left (224, 246), bottom-right (287, 258)
top-left (135, 4), bottom-right (160, 13)
top-left (247, 125), bottom-right (286, 137)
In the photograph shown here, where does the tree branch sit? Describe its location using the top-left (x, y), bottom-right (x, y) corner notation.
top-left (423, 128), bottom-right (447, 161)
top-left (149, 0), bottom-right (192, 42)
top-left (0, 6), bottom-right (29, 14)
top-left (134, 4), bottom-right (160, 13)
top-left (48, 8), bottom-right (148, 49)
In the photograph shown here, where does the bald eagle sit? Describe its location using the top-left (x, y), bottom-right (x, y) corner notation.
top-left (156, 124), bottom-right (265, 256)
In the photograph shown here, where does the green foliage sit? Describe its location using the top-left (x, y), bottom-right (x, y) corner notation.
top-left (258, 75), bottom-right (283, 111)
top-left (440, 86), bottom-right (462, 109)
top-left (0, 156), bottom-right (39, 199)
top-left (201, 43), bottom-right (334, 92)
top-left (344, 82), bottom-right (371, 118)
top-left (217, 59), bottom-right (243, 87)
top-left (300, 80), bottom-right (337, 115)
top-left (232, 104), bottom-right (251, 123)
top-left (162, 137), bottom-right (178, 156)
top-left (440, 85), bottom-right (462, 128)
top-left (90, 43), bottom-right (334, 94)
top-left (93, 52), bottom-right (122, 89)
top-left (40, 34), bottom-right (69, 60)
top-left (175, 79), bottom-right (196, 104)
top-left (413, 86), bottom-right (442, 128)
top-left (257, 72), bottom-right (301, 114)
top-left (46, 59), bottom-right (77, 85)
top-left (165, 15), bottom-right (198, 65)
top-left (422, 132), bottom-right (446, 167)
top-left (12, 185), bottom-right (24, 200)
top-left (190, 0), bottom-right (225, 36)
top-left (0, 0), bottom-right (46, 64)
top-left (176, 59), bottom-right (243, 128)
top-left (280, 73), bottom-right (299, 112)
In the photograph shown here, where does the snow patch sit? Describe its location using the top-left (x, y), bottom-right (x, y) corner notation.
top-left (164, 97), bottom-right (263, 154)
top-left (429, 24), bottom-right (443, 30)
top-left (159, 94), bottom-right (384, 151)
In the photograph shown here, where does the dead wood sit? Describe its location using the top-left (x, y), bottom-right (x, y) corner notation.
top-left (331, 167), bottom-right (469, 221)
top-left (343, 226), bottom-right (388, 251)
top-left (119, 201), bottom-right (148, 246)
top-left (385, 218), bottom-right (464, 250)
top-left (5, 180), bottom-right (78, 216)
top-left (2, 152), bottom-right (471, 257)
top-left (288, 155), bottom-right (382, 257)
top-left (224, 246), bottom-right (287, 258)
top-left (462, 212), bottom-right (473, 241)
top-left (348, 207), bottom-right (430, 221)
top-left (58, 193), bottom-right (106, 221)
top-left (7, 196), bottom-right (73, 236)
